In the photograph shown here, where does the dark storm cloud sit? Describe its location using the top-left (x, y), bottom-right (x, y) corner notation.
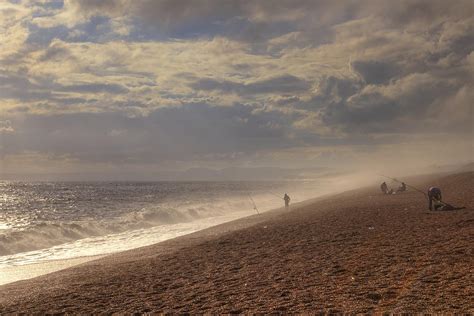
top-left (311, 72), bottom-right (471, 134)
top-left (66, 0), bottom-right (474, 43)
top-left (134, 0), bottom-right (243, 27)
top-left (373, 0), bottom-right (474, 25)
top-left (1, 103), bottom-right (306, 163)
top-left (65, 0), bottom-right (351, 42)
top-left (71, 0), bottom-right (244, 25)
top-left (190, 75), bottom-right (312, 95)
top-left (315, 76), bottom-right (361, 102)
top-left (351, 60), bottom-right (399, 85)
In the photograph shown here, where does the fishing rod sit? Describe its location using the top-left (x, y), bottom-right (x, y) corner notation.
top-left (247, 193), bottom-right (260, 214)
top-left (378, 174), bottom-right (428, 199)
top-left (379, 174), bottom-right (466, 211)
top-left (267, 191), bottom-right (284, 200)
top-left (268, 191), bottom-right (301, 203)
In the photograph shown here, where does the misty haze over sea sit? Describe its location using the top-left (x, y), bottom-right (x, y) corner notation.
top-left (0, 179), bottom-right (330, 269)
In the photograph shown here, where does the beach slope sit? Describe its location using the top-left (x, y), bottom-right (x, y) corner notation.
top-left (0, 172), bottom-right (473, 313)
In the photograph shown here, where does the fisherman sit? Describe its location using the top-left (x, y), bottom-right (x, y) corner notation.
top-left (381, 175), bottom-right (465, 211)
top-left (283, 193), bottom-right (290, 208)
top-left (380, 182), bottom-right (388, 194)
top-left (428, 187), bottom-right (442, 211)
top-left (397, 182), bottom-right (407, 193)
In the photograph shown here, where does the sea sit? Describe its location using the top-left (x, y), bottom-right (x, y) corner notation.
top-left (0, 180), bottom-right (330, 283)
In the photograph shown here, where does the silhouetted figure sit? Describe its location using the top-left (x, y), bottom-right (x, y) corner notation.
top-left (428, 187), bottom-right (442, 211)
top-left (380, 182), bottom-right (388, 194)
top-left (284, 193), bottom-right (290, 208)
top-left (427, 187), bottom-right (465, 211)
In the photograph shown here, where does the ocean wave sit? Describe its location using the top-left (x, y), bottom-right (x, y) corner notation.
top-left (0, 204), bottom-right (226, 256)
top-left (0, 178), bottom-right (317, 258)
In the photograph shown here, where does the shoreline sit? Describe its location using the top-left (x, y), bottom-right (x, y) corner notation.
top-left (0, 211), bottom-right (267, 286)
top-left (0, 255), bottom-right (105, 286)
top-left (1, 171), bottom-right (472, 313)
top-left (0, 184), bottom-right (341, 286)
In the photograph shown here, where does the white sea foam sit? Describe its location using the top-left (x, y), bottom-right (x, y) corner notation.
top-left (0, 210), bottom-right (253, 268)
top-left (0, 192), bottom-right (286, 257)
top-left (0, 222), bottom-right (9, 230)
top-left (0, 198), bottom-right (276, 285)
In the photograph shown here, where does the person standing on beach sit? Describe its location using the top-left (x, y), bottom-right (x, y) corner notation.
top-left (284, 193), bottom-right (291, 208)
top-left (380, 182), bottom-right (388, 194)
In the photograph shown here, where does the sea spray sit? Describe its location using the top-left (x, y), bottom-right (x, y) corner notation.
top-left (0, 181), bottom-right (324, 261)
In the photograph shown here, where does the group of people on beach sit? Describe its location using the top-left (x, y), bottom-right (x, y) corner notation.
top-left (380, 180), bottom-right (464, 211)
top-left (280, 179), bottom-right (463, 212)
top-left (380, 181), bottom-right (406, 195)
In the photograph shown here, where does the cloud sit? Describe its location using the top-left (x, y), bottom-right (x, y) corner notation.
top-left (58, 83), bottom-right (129, 94)
top-left (39, 41), bottom-right (74, 61)
top-left (189, 74), bottom-right (312, 95)
top-left (0, 71), bottom-right (53, 102)
top-left (1, 0), bottom-right (473, 177)
top-left (0, 2), bottom-right (31, 61)
top-left (351, 60), bottom-right (399, 85)
top-left (0, 120), bottom-right (14, 133)
top-left (308, 70), bottom-right (472, 135)
top-left (0, 103), bottom-right (304, 164)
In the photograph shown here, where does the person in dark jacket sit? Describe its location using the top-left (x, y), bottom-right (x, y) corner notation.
top-left (380, 182), bottom-right (388, 194)
top-left (284, 193), bottom-right (290, 208)
top-left (428, 187), bottom-right (442, 211)
top-left (427, 187), bottom-right (466, 211)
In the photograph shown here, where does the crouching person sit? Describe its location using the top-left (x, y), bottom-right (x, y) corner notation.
top-left (428, 187), bottom-right (442, 211)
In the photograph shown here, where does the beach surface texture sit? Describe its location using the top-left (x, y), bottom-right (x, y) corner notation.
top-left (0, 171), bottom-right (472, 313)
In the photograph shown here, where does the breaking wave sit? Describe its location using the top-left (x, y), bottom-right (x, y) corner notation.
top-left (0, 179), bottom-right (334, 262)
top-left (0, 197), bottom-right (270, 256)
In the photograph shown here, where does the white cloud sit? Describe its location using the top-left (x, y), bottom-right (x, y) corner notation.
top-left (108, 129), bottom-right (126, 136)
top-left (0, 120), bottom-right (14, 133)
top-left (0, 2), bottom-right (31, 60)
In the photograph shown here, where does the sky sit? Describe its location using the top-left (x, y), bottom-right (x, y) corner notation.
top-left (0, 0), bottom-right (473, 180)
